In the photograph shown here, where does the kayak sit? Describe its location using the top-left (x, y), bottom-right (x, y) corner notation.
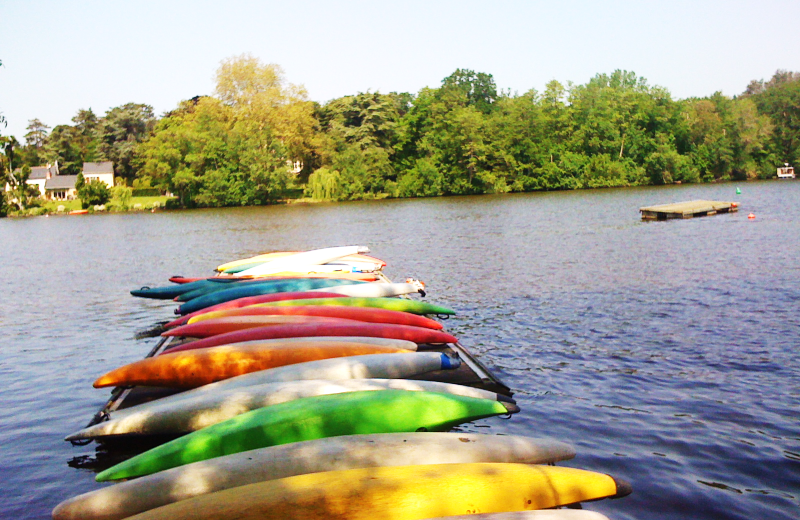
top-left (308, 281), bottom-right (425, 298)
top-left (233, 246), bottom-right (370, 277)
top-left (165, 292), bottom-right (349, 327)
top-left (52, 433), bottom-right (574, 520)
top-left (146, 351), bottom-right (460, 394)
top-left (183, 305), bottom-right (444, 330)
top-left (176, 278), bottom-right (366, 315)
top-left (176, 279), bottom-right (427, 305)
top-left (216, 251), bottom-right (296, 272)
top-left (68, 379), bottom-right (510, 439)
top-left (131, 278), bottom-right (241, 300)
top-left (93, 340), bottom-right (417, 389)
top-left (95, 390), bottom-right (518, 481)
top-left (171, 272), bottom-right (380, 283)
top-left (215, 247), bottom-right (378, 273)
top-left (161, 322), bottom-right (459, 354)
top-left (248, 296), bottom-right (455, 316)
top-left (217, 253), bottom-right (386, 274)
top-left (175, 277), bottom-right (344, 302)
top-left (103, 463), bottom-right (629, 519)
top-left (163, 315), bottom-right (362, 338)
top-left (166, 308), bottom-right (443, 337)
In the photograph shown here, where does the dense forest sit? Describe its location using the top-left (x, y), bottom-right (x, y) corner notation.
top-left (2, 54), bottom-right (799, 212)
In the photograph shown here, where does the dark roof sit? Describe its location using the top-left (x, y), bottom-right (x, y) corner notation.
top-left (83, 161), bottom-right (114, 174)
top-left (45, 176), bottom-right (77, 190)
top-left (28, 166), bottom-right (51, 180)
top-left (17, 162), bottom-right (59, 180)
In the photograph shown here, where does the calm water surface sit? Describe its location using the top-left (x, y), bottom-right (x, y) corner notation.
top-left (1, 181), bottom-right (798, 519)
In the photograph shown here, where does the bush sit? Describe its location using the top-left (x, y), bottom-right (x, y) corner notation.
top-left (77, 179), bottom-right (111, 209)
top-left (304, 168), bottom-right (344, 201)
top-left (108, 185), bottom-right (133, 211)
top-left (396, 159), bottom-right (444, 198)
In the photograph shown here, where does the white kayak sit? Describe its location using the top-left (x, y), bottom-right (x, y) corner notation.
top-left (115, 351), bottom-right (460, 402)
top-left (235, 246), bottom-right (370, 277)
top-left (66, 378), bottom-right (511, 440)
top-left (246, 264), bottom-right (373, 275)
top-left (312, 280), bottom-right (426, 298)
top-left (52, 433), bottom-right (575, 520)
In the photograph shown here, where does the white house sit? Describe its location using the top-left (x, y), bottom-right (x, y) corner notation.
top-left (45, 175), bottom-right (78, 200)
top-left (82, 161), bottom-right (115, 188)
top-left (25, 163), bottom-right (60, 196)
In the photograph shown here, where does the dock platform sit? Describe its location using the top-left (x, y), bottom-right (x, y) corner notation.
top-left (640, 200), bottom-right (738, 220)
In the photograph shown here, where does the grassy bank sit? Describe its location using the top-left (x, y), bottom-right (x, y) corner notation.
top-left (8, 196), bottom-right (174, 217)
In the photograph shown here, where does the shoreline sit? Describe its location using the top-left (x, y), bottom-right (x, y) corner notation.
top-left (5, 176), bottom-right (791, 218)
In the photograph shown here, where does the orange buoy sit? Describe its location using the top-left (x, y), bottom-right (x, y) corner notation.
top-left (748, 213), bottom-right (755, 219)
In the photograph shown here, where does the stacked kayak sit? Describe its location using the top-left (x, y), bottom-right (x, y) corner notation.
top-left (56, 247), bottom-right (631, 520)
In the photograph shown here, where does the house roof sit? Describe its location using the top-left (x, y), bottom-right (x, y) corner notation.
top-left (16, 162), bottom-right (60, 180)
top-left (83, 161), bottom-right (114, 175)
top-left (45, 176), bottom-right (77, 190)
top-left (28, 166), bottom-right (50, 180)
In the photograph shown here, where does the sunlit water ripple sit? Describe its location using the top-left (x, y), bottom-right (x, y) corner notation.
top-left (1, 181), bottom-right (798, 519)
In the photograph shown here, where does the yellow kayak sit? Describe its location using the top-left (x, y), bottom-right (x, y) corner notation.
top-left (124, 463), bottom-right (631, 520)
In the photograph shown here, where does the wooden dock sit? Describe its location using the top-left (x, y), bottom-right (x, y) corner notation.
top-left (640, 200), bottom-right (738, 220)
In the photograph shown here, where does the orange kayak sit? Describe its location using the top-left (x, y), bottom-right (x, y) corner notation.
top-left (93, 340), bottom-right (416, 389)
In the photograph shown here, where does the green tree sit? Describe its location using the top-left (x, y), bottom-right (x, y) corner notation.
top-left (44, 125), bottom-right (83, 175)
top-left (440, 69), bottom-right (498, 114)
top-left (314, 92), bottom-right (409, 198)
top-left (214, 54), bottom-right (317, 168)
top-left (137, 95), bottom-right (296, 208)
top-left (72, 108), bottom-right (100, 162)
top-left (109, 183), bottom-right (133, 211)
top-left (24, 118), bottom-right (50, 148)
top-left (744, 70), bottom-right (800, 167)
top-left (7, 164), bottom-right (40, 210)
top-left (77, 178), bottom-right (111, 208)
top-left (97, 103), bottom-right (156, 180)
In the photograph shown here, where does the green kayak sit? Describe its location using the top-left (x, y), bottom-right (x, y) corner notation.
top-left (95, 390), bottom-right (516, 481)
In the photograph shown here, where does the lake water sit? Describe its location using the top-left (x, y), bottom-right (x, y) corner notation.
top-left (1, 181), bottom-right (798, 519)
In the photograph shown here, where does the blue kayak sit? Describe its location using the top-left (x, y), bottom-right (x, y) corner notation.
top-left (177, 278), bottom-right (366, 315)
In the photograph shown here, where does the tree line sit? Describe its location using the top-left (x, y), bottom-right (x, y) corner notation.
top-left (2, 54), bottom-right (799, 212)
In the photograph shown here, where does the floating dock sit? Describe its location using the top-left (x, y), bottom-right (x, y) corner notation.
top-left (640, 200), bottom-right (738, 220)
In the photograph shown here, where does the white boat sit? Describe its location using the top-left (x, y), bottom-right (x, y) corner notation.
top-left (777, 164), bottom-right (796, 179)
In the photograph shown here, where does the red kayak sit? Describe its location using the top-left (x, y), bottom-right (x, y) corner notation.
top-left (163, 315), bottom-right (362, 338)
top-left (170, 272), bottom-right (380, 283)
top-left (161, 322), bottom-right (458, 355)
top-left (171, 305), bottom-right (444, 333)
top-left (165, 292), bottom-right (348, 328)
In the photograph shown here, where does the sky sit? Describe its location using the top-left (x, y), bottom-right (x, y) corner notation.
top-left (1, 0), bottom-right (799, 141)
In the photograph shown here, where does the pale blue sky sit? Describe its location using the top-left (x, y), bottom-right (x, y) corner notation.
top-left (1, 0), bottom-right (798, 141)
